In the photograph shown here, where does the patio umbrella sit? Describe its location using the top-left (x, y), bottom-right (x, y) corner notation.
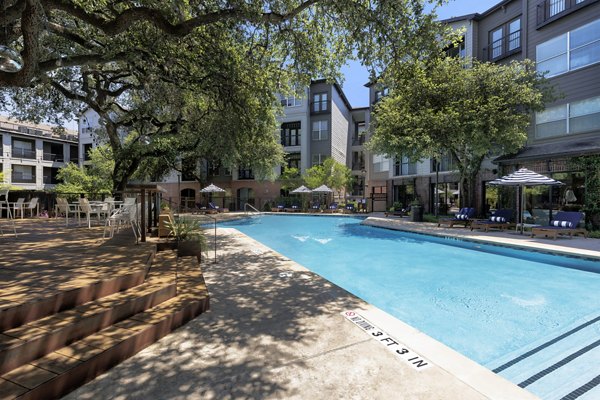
top-left (200, 183), bottom-right (226, 207)
top-left (312, 184), bottom-right (333, 206)
top-left (290, 185), bottom-right (312, 209)
top-left (488, 168), bottom-right (563, 234)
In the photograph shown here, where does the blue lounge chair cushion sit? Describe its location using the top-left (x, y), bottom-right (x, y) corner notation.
top-left (490, 216), bottom-right (506, 223)
top-left (456, 214), bottom-right (469, 220)
top-left (551, 220), bottom-right (573, 228)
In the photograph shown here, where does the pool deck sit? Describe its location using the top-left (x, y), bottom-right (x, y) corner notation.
top-left (7, 213), bottom-right (600, 400)
top-left (61, 214), bottom-right (578, 400)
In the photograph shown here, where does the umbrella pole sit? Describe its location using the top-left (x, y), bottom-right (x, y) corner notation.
top-left (521, 185), bottom-right (526, 235)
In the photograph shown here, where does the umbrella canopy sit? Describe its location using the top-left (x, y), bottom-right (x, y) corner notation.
top-left (312, 184), bottom-right (333, 193)
top-left (452, 190), bottom-right (460, 195)
top-left (200, 183), bottom-right (226, 193)
top-left (290, 185), bottom-right (312, 194)
top-left (488, 168), bottom-right (563, 234)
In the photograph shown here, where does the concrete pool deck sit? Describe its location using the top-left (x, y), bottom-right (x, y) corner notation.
top-left (64, 221), bottom-right (545, 400)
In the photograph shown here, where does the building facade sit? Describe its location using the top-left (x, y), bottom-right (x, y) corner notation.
top-left (0, 116), bottom-right (78, 190)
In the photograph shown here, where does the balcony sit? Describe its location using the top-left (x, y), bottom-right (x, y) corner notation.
top-left (536, 0), bottom-right (598, 28)
top-left (352, 162), bottom-right (365, 171)
top-left (11, 148), bottom-right (36, 159)
top-left (352, 136), bottom-right (366, 146)
top-left (489, 30), bottom-right (521, 61)
top-left (12, 172), bottom-right (36, 184)
top-left (43, 152), bottom-right (64, 162)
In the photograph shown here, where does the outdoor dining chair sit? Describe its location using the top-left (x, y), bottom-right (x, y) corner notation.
top-left (23, 197), bottom-right (39, 218)
top-left (13, 198), bottom-right (25, 219)
top-left (78, 198), bottom-right (105, 228)
top-left (55, 197), bottom-right (79, 226)
top-left (0, 189), bottom-right (17, 237)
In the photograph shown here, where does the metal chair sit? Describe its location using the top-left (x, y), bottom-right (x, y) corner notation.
top-left (0, 189), bottom-right (17, 237)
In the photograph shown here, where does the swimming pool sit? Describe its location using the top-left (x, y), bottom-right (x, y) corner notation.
top-left (220, 215), bottom-right (600, 399)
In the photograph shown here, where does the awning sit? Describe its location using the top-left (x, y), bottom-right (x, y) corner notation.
top-left (494, 137), bottom-right (600, 164)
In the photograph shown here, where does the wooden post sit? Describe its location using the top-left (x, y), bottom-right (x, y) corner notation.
top-left (141, 189), bottom-right (146, 242)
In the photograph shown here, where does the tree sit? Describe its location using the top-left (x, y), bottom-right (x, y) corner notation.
top-left (1, 1), bottom-right (448, 190)
top-left (279, 167), bottom-right (303, 192)
top-left (369, 57), bottom-right (554, 207)
top-left (303, 158), bottom-right (352, 199)
top-left (55, 145), bottom-right (114, 198)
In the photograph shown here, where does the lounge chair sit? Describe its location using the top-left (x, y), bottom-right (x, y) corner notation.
top-left (438, 207), bottom-right (476, 228)
top-left (309, 201), bottom-right (321, 213)
top-left (271, 204), bottom-right (286, 212)
top-left (470, 209), bottom-right (515, 232)
top-left (531, 211), bottom-right (587, 240)
top-left (386, 205), bottom-right (409, 217)
top-left (343, 203), bottom-right (356, 214)
top-left (285, 203), bottom-right (302, 212)
top-left (324, 202), bottom-right (338, 213)
top-left (209, 202), bottom-right (229, 213)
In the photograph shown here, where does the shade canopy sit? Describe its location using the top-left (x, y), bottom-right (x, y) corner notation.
top-left (312, 184), bottom-right (333, 193)
top-left (200, 183), bottom-right (226, 193)
top-left (290, 185), bottom-right (312, 194)
top-left (487, 168), bottom-right (563, 234)
top-left (488, 168), bottom-right (563, 187)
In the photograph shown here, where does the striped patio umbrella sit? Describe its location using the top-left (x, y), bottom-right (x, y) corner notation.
top-left (488, 168), bottom-right (563, 234)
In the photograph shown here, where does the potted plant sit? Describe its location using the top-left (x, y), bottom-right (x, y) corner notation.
top-left (162, 217), bottom-right (207, 262)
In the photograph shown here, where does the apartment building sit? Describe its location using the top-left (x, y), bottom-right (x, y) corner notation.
top-left (372, 0), bottom-right (600, 216)
top-left (79, 80), bottom-right (367, 210)
top-left (0, 116), bottom-right (78, 190)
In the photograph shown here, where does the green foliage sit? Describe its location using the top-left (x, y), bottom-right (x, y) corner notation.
top-left (369, 57), bottom-right (555, 206)
top-left (569, 155), bottom-right (600, 229)
top-left (303, 158), bottom-right (352, 197)
top-left (55, 146), bottom-right (114, 197)
top-left (165, 217), bottom-right (207, 248)
top-left (279, 167), bottom-right (303, 192)
top-left (423, 213), bottom-right (439, 223)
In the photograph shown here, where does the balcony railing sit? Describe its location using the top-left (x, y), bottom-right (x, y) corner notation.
top-left (281, 137), bottom-right (301, 147)
top-left (352, 136), bottom-right (366, 146)
top-left (536, 0), bottom-right (597, 28)
top-left (489, 30), bottom-right (521, 61)
top-left (238, 169), bottom-right (254, 180)
top-left (12, 172), bottom-right (36, 183)
top-left (43, 176), bottom-right (60, 184)
top-left (352, 162), bottom-right (365, 171)
top-left (11, 148), bottom-right (36, 159)
top-left (43, 152), bottom-right (64, 162)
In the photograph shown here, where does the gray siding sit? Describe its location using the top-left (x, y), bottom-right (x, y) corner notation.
top-left (331, 88), bottom-right (350, 165)
top-left (477, 0), bottom-right (524, 61)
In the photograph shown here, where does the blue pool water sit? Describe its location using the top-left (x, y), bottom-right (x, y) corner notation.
top-left (220, 215), bottom-right (600, 398)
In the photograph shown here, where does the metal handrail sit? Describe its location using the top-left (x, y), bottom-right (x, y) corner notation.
top-left (244, 203), bottom-right (261, 214)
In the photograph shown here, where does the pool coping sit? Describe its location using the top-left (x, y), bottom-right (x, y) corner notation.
top-left (362, 217), bottom-right (600, 262)
top-left (221, 226), bottom-right (539, 400)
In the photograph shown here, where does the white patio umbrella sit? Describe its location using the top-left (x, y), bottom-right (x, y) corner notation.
top-left (200, 183), bottom-right (225, 193)
top-left (312, 184), bottom-right (333, 206)
top-left (488, 168), bottom-right (563, 234)
top-left (290, 185), bottom-right (312, 194)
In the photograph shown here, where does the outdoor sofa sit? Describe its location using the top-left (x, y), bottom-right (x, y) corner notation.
top-left (324, 202), bottom-right (338, 213)
top-left (470, 209), bottom-right (515, 232)
top-left (437, 207), bottom-right (476, 228)
top-left (285, 203), bottom-right (302, 212)
top-left (530, 211), bottom-right (588, 240)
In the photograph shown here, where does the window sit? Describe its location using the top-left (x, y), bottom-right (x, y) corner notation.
top-left (311, 120), bottom-right (328, 141)
top-left (508, 19), bottom-right (521, 51)
top-left (12, 165), bottom-right (35, 183)
top-left (280, 94), bottom-right (302, 107)
top-left (312, 93), bottom-right (328, 112)
top-left (285, 153), bottom-right (301, 170)
top-left (238, 167), bottom-right (254, 180)
top-left (491, 28), bottom-right (503, 59)
top-left (549, 0), bottom-right (566, 17)
top-left (352, 151), bottom-right (365, 170)
top-left (312, 154), bottom-right (326, 166)
top-left (489, 18), bottom-right (521, 60)
top-left (535, 95), bottom-right (600, 138)
top-left (536, 104), bottom-right (568, 138)
top-left (374, 87), bottom-right (389, 103)
top-left (446, 36), bottom-right (466, 58)
top-left (281, 122), bottom-right (301, 146)
top-left (372, 154), bottom-right (390, 173)
top-left (43, 167), bottom-right (60, 184)
top-left (69, 145), bottom-right (78, 163)
top-left (432, 153), bottom-right (457, 172)
top-left (394, 156), bottom-right (416, 176)
top-left (12, 138), bottom-right (35, 159)
top-left (83, 143), bottom-right (93, 161)
top-left (570, 96), bottom-right (600, 134)
top-left (353, 122), bottom-right (367, 145)
top-left (537, 18), bottom-right (600, 77)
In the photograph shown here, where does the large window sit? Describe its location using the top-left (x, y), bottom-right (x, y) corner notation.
top-left (432, 153), bottom-right (457, 172)
top-left (537, 18), bottom-right (600, 77)
top-left (353, 122), bottom-right (367, 145)
top-left (285, 152), bottom-right (301, 170)
top-left (311, 154), bottom-right (326, 166)
top-left (12, 165), bottom-right (35, 183)
top-left (12, 138), bottom-right (35, 159)
top-left (372, 154), bottom-right (390, 173)
top-left (536, 95), bottom-right (600, 138)
top-left (280, 94), bottom-right (302, 107)
top-left (489, 18), bottom-right (521, 60)
top-left (446, 36), bottom-right (466, 58)
top-left (281, 122), bottom-right (301, 146)
top-left (312, 92), bottom-right (328, 112)
top-left (374, 87), bottom-right (389, 103)
top-left (394, 156), bottom-right (416, 176)
top-left (311, 120), bottom-right (328, 141)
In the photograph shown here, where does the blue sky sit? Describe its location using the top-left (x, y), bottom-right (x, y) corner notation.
top-left (341, 0), bottom-right (501, 108)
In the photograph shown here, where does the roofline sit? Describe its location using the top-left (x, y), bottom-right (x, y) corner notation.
top-left (478, 0), bottom-right (516, 19)
top-left (311, 78), bottom-right (354, 111)
top-left (440, 13), bottom-right (479, 24)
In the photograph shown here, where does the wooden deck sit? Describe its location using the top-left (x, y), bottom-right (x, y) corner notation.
top-left (0, 219), bottom-right (210, 400)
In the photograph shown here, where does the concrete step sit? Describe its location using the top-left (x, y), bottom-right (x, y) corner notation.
top-left (0, 248), bottom-right (155, 332)
top-left (0, 254), bottom-right (209, 400)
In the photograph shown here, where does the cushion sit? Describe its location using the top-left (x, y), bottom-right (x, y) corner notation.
top-left (551, 220), bottom-right (573, 228)
top-left (489, 216), bottom-right (506, 223)
top-left (455, 214), bottom-right (469, 220)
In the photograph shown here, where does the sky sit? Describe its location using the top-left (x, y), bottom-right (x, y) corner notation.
top-left (341, 0), bottom-right (501, 108)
